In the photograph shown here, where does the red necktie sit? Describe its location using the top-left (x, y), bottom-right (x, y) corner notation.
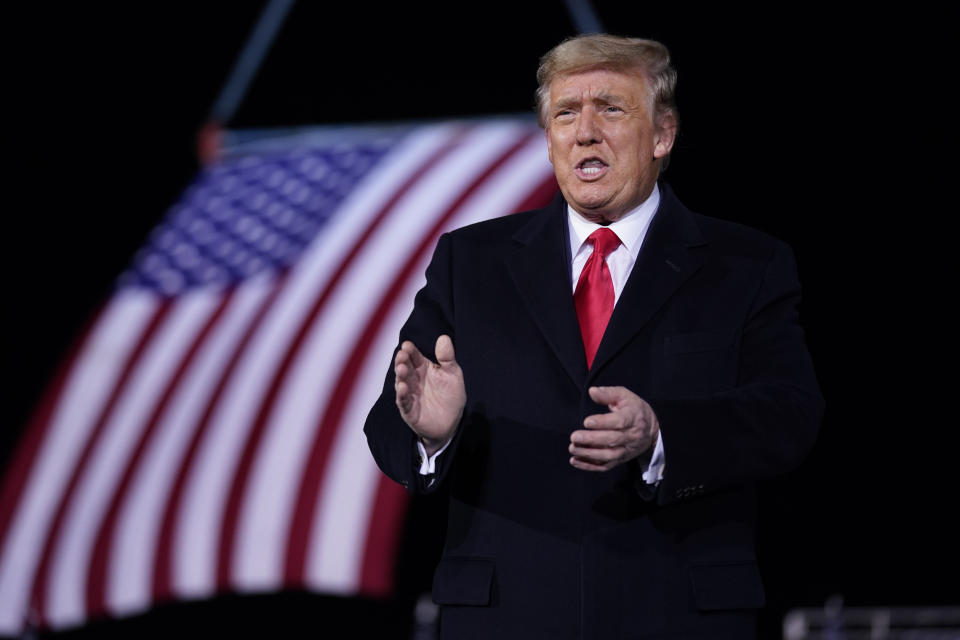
top-left (574, 228), bottom-right (621, 368)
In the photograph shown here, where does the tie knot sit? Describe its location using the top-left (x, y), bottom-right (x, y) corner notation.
top-left (588, 228), bottom-right (621, 260)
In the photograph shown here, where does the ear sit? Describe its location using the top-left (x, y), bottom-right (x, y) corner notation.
top-left (545, 127), bottom-right (555, 165)
top-left (653, 111), bottom-right (678, 159)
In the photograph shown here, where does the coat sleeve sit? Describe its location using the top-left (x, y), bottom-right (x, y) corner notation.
top-left (363, 232), bottom-right (463, 495)
top-left (647, 239), bottom-right (824, 505)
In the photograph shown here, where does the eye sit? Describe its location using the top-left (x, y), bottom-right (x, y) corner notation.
top-left (603, 105), bottom-right (623, 114)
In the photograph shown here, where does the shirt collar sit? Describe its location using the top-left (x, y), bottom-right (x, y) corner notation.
top-left (567, 182), bottom-right (661, 259)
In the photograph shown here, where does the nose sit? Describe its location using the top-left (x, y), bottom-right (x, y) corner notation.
top-left (576, 108), bottom-right (602, 145)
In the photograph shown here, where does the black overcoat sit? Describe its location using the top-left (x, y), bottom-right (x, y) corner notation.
top-left (364, 183), bottom-right (824, 639)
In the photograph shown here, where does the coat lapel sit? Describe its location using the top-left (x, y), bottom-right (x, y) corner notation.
top-left (505, 197), bottom-right (588, 388)
top-left (588, 185), bottom-right (707, 381)
top-left (504, 185), bottom-right (707, 388)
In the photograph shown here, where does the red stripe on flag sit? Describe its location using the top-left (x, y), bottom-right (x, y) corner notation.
top-left (85, 293), bottom-right (234, 618)
top-left (29, 300), bottom-right (174, 628)
top-left (357, 475), bottom-right (408, 597)
top-left (512, 174), bottom-right (559, 215)
top-left (215, 130), bottom-right (469, 590)
top-left (283, 131), bottom-right (539, 586)
top-left (354, 170), bottom-right (558, 593)
top-left (151, 280), bottom-right (285, 602)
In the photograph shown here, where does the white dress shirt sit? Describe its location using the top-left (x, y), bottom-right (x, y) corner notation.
top-left (418, 185), bottom-right (665, 484)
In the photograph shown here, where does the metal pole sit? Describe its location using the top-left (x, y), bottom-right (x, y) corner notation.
top-left (562, 0), bottom-right (604, 34)
top-left (210, 0), bottom-right (296, 123)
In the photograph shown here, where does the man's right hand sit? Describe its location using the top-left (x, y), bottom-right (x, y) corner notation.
top-left (394, 335), bottom-right (465, 455)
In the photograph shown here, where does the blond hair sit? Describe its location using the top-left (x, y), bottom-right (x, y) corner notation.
top-left (535, 34), bottom-right (678, 130)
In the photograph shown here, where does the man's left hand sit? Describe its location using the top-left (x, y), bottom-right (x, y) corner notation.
top-left (569, 386), bottom-right (659, 472)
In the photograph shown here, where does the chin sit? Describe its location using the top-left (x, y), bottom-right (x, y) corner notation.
top-left (570, 195), bottom-right (612, 213)
top-left (578, 193), bottom-right (614, 208)
top-left (575, 207), bottom-right (617, 225)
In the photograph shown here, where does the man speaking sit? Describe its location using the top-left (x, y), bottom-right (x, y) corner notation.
top-left (364, 34), bottom-right (823, 639)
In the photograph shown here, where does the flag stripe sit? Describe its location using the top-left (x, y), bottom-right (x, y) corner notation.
top-left (358, 479), bottom-right (409, 597)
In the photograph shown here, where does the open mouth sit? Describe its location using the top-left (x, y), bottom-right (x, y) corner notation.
top-left (576, 157), bottom-right (608, 179)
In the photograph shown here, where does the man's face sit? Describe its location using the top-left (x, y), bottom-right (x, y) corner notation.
top-left (545, 68), bottom-right (676, 224)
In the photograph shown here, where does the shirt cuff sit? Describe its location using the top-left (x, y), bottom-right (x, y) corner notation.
top-left (417, 437), bottom-right (452, 475)
top-left (640, 432), bottom-right (665, 485)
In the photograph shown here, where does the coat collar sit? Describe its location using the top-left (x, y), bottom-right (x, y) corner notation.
top-left (504, 183), bottom-right (707, 388)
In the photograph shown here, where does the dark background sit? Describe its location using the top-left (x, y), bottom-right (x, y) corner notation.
top-left (3, 2), bottom-right (956, 638)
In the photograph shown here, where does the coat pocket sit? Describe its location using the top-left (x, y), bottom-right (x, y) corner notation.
top-left (432, 557), bottom-right (495, 606)
top-left (689, 561), bottom-right (766, 610)
top-left (660, 330), bottom-right (737, 394)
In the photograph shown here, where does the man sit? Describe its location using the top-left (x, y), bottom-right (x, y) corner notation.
top-left (365, 34), bottom-right (823, 639)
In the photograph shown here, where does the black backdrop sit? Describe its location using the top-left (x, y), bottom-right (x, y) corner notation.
top-left (3, 2), bottom-right (956, 638)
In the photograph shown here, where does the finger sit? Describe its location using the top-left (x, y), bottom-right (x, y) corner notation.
top-left (588, 385), bottom-right (629, 407)
top-left (570, 429), bottom-right (621, 448)
top-left (569, 447), bottom-right (620, 465)
top-left (435, 334), bottom-right (457, 366)
top-left (400, 340), bottom-right (425, 368)
top-left (394, 363), bottom-right (419, 396)
top-left (395, 381), bottom-right (413, 411)
top-left (569, 456), bottom-right (616, 472)
top-left (569, 440), bottom-right (621, 462)
top-left (582, 412), bottom-right (625, 431)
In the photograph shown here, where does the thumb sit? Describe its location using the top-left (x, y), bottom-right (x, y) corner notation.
top-left (588, 385), bottom-right (624, 407)
top-left (435, 334), bottom-right (458, 366)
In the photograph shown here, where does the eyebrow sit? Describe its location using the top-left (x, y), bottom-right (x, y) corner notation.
top-left (552, 91), bottom-right (625, 112)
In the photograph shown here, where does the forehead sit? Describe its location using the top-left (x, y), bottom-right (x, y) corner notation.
top-left (548, 67), bottom-right (650, 103)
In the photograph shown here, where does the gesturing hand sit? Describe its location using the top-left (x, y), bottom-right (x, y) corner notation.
top-left (394, 335), bottom-right (466, 455)
top-left (569, 386), bottom-right (659, 472)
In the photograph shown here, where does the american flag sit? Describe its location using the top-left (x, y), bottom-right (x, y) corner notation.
top-left (0, 118), bottom-right (557, 634)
